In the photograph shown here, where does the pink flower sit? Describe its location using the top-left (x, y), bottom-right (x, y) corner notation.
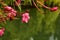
top-left (50, 7), bottom-right (58, 11)
top-left (0, 28), bottom-right (5, 36)
top-left (22, 13), bottom-right (30, 23)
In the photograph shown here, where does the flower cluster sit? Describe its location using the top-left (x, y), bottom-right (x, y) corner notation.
top-left (4, 6), bottom-right (17, 18)
top-left (3, 6), bottom-right (30, 23)
top-left (0, 5), bottom-right (30, 37)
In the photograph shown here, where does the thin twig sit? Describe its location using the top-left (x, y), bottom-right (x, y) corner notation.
top-left (37, 0), bottom-right (50, 10)
top-left (32, 0), bottom-right (41, 12)
top-left (0, 2), bottom-right (7, 7)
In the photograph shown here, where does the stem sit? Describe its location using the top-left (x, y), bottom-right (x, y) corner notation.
top-left (37, 0), bottom-right (51, 10)
top-left (15, 0), bottom-right (21, 12)
top-left (0, 2), bottom-right (7, 7)
top-left (32, 0), bottom-right (41, 12)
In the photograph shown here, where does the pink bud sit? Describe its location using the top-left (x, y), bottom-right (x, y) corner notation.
top-left (22, 13), bottom-right (30, 23)
top-left (50, 7), bottom-right (58, 11)
top-left (0, 28), bottom-right (5, 36)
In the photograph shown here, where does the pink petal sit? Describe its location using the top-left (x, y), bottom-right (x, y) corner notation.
top-left (4, 6), bottom-right (12, 11)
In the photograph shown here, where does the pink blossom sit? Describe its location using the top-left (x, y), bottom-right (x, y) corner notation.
top-left (50, 7), bottom-right (58, 11)
top-left (22, 13), bottom-right (30, 23)
top-left (0, 28), bottom-right (5, 36)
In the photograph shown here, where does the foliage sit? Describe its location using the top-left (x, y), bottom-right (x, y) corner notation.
top-left (0, 0), bottom-right (60, 40)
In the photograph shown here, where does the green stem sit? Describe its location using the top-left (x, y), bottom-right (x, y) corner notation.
top-left (18, 5), bottom-right (21, 12)
top-left (15, 0), bottom-right (21, 12)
